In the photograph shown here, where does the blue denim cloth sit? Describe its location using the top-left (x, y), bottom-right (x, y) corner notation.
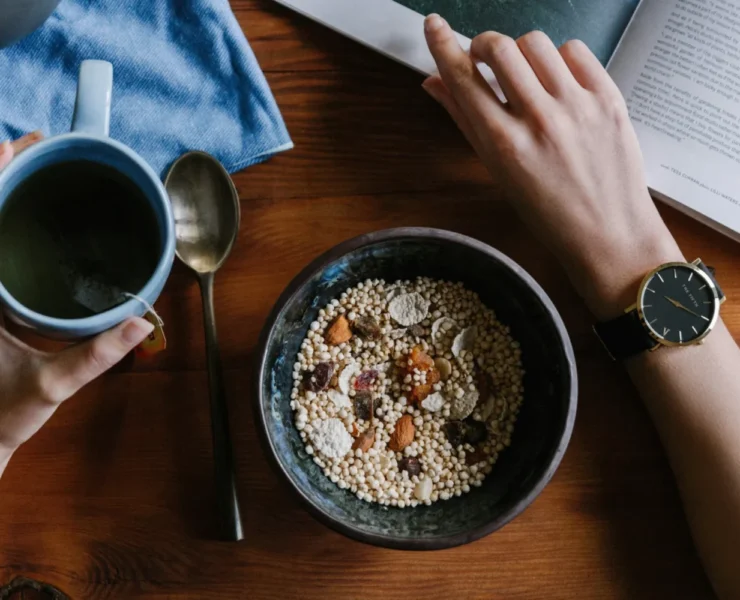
top-left (0, 0), bottom-right (292, 175)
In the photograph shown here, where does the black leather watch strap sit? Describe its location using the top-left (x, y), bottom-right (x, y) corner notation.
top-left (593, 310), bottom-right (659, 360)
top-left (697, 261), bottom-right (725, 302)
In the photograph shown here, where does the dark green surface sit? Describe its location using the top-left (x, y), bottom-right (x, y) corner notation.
top-left (398, 0), bottom-right (640, 64)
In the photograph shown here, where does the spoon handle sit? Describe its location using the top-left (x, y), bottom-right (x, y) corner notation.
top-left (199, 272), bottom-right (244, 542)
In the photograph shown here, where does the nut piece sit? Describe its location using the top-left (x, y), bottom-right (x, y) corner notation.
top-left (389, 414), bottom-right (415, 452)
top-left (353, 428), bottom-right (375, 452)
top-left (414, 476), bottom-right (433, 501)
top-left (452, 326), bottom-right (477, 358)
top-left (434, 357), bottom-right (452, 380)
top-left (325, 315), bottom-right (352, 345)
top-left (398, 456), bottom-right (421, 476)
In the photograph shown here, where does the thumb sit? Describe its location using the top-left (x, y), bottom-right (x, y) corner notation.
top-left (0, 140), bottom-right (14, 170)
top-left (42, 318), bottom-right (154, 403)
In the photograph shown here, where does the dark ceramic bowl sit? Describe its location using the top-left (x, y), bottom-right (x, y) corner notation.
top-left (254, 228), bottom-right (577, 549)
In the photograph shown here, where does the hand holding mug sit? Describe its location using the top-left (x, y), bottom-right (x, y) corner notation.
top-left (0, 139), bottom-right (154, 477)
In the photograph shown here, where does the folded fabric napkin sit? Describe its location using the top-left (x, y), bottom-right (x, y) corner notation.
top-left (0, 0), bottom-right (292, 175)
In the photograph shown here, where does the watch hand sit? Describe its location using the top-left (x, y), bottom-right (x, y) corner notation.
top-left (663, 296), bottom-right (704, 319)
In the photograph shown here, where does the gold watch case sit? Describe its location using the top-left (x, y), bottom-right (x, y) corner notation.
top-left (626, 258), bottom-right (723, 350)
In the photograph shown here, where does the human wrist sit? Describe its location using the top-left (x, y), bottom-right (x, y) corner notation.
top-left (574, 228), bottom-right (684, 321)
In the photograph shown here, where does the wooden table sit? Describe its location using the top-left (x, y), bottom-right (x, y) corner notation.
top-left (2, 2), bottom-right (737, 598)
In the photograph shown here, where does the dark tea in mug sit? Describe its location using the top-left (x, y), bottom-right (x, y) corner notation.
top-left (0, 160), bottom-right (162, 319)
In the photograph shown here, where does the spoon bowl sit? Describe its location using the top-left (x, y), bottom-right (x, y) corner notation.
top-left (166, 151), bottom-right (240, 273)
top-left (165, 151), bottom-right (244, 542)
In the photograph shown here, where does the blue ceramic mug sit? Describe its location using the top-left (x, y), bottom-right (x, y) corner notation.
top-left (0, 60), bottom-right (176, 339)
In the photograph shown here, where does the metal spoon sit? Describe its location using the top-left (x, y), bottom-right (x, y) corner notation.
top-left (165, 151), bottom-right (243, 542)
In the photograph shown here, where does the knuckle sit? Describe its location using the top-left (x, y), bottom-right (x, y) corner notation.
top-left (600, 92), bottom-right (630, 124)
top-left (560, 38), bottom-right (589, 57)
top-left (474, 32), bottom-right (517, 60)
top-left (517, 30), bottom-right (551, 50)
top-left (85, 339), bottom-right (114, 375)
top-left (36, 365), bottom-right (64, 404)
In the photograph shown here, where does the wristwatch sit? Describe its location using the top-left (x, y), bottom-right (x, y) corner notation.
top-left (594, 259), bottom-right (725, 360)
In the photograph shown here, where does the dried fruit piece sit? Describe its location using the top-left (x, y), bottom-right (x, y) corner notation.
top-left (351, 422), bottom-right (360, 438)
top-left (426, 368), bottom-right (441, 385)
top-left (443, 421), bottom-right (466, 447)
top-left (304, 362), bottom-right (335, 392)
top-left (452, 326), bottom-right (477, 358)
top-left (410, 383), bottom-right (432, 405)
top-left (450, 388), bottom-right (479, 420)
top-left (354, 369), bottom-right (379, 390)
top-left (408, 346), bottom-right (435, 372)
top-left (476, 368), bottom-right (492, 404)
top-left (352, 315), bottom-right (382, 340)
top-left (325, 315), bottom-right (352, 345)
top-left (464, 418), bottom-right (488, 444)
top-left (434, 357), bottom-right (452, 380)
top-left (353, 429), bottom-right (375, 452)
top-left (327, 389), bottom-right (351, 409)
top-left (421, 391), bottom-right (445, 412)
top-left (338, 363), bottom-right (360, 394)
top-left (431, 317), bottom-right (457, 345)
top-left (353, 390), bottom-right (375, 420)
top-left (389, 414), bottom-right (415, 451)
top-left (388, 292), bottom-right (430, 326)
top-left (408, 324), bottom-right (425, 338)
top-left (466, 447), bottom-right (487, 465)
top-left (398, 456), bottom-right (421, 476)
top-left (414, 476), bottom-right (433, 501)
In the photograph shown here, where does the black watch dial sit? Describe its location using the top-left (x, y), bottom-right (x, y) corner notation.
top-left (639, 264), bottom-right (719, 345)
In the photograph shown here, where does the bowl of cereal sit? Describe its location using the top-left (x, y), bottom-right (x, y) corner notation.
top-left (254, 228), bottom-right (577, 549)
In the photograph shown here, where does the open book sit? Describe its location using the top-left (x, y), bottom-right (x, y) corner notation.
top-left (274, 0), bottom-right (740, 241)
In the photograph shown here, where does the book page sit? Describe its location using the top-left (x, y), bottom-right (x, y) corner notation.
top-left (608, 0), bottom-right (740, 236)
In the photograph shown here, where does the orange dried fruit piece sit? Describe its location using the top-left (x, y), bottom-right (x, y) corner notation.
top-left (408, 346), bottom-right (434, 372)
top-left (426, 368), bottom-right (441, 385)
top-left (325, 315), bottom-right (352, 345)
top-left (410, 383), bottom-right (432, 405)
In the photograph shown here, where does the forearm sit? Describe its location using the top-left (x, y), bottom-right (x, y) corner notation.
top-left (627, 321), bottom-right (740, 599)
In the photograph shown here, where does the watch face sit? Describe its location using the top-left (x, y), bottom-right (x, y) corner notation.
top-left (639, 264), bottom-right (719, 345)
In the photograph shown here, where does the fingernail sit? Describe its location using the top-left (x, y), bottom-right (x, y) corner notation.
top-left (0, 140), bottom-right (10, 154)
top-left (121, 318), bottom-right (154, 345)
top-left (425, 14), bottom-right (445, 33)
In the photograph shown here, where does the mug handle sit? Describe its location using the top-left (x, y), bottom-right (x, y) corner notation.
top-left (71, 60), bottom-right (113, 137)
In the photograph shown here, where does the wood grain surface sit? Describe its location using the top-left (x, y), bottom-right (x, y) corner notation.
top-left (1, 1), bottom-right (737, 598)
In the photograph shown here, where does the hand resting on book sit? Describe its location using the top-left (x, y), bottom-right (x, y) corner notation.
top-left (422, 15), bottom-right (740, 600)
